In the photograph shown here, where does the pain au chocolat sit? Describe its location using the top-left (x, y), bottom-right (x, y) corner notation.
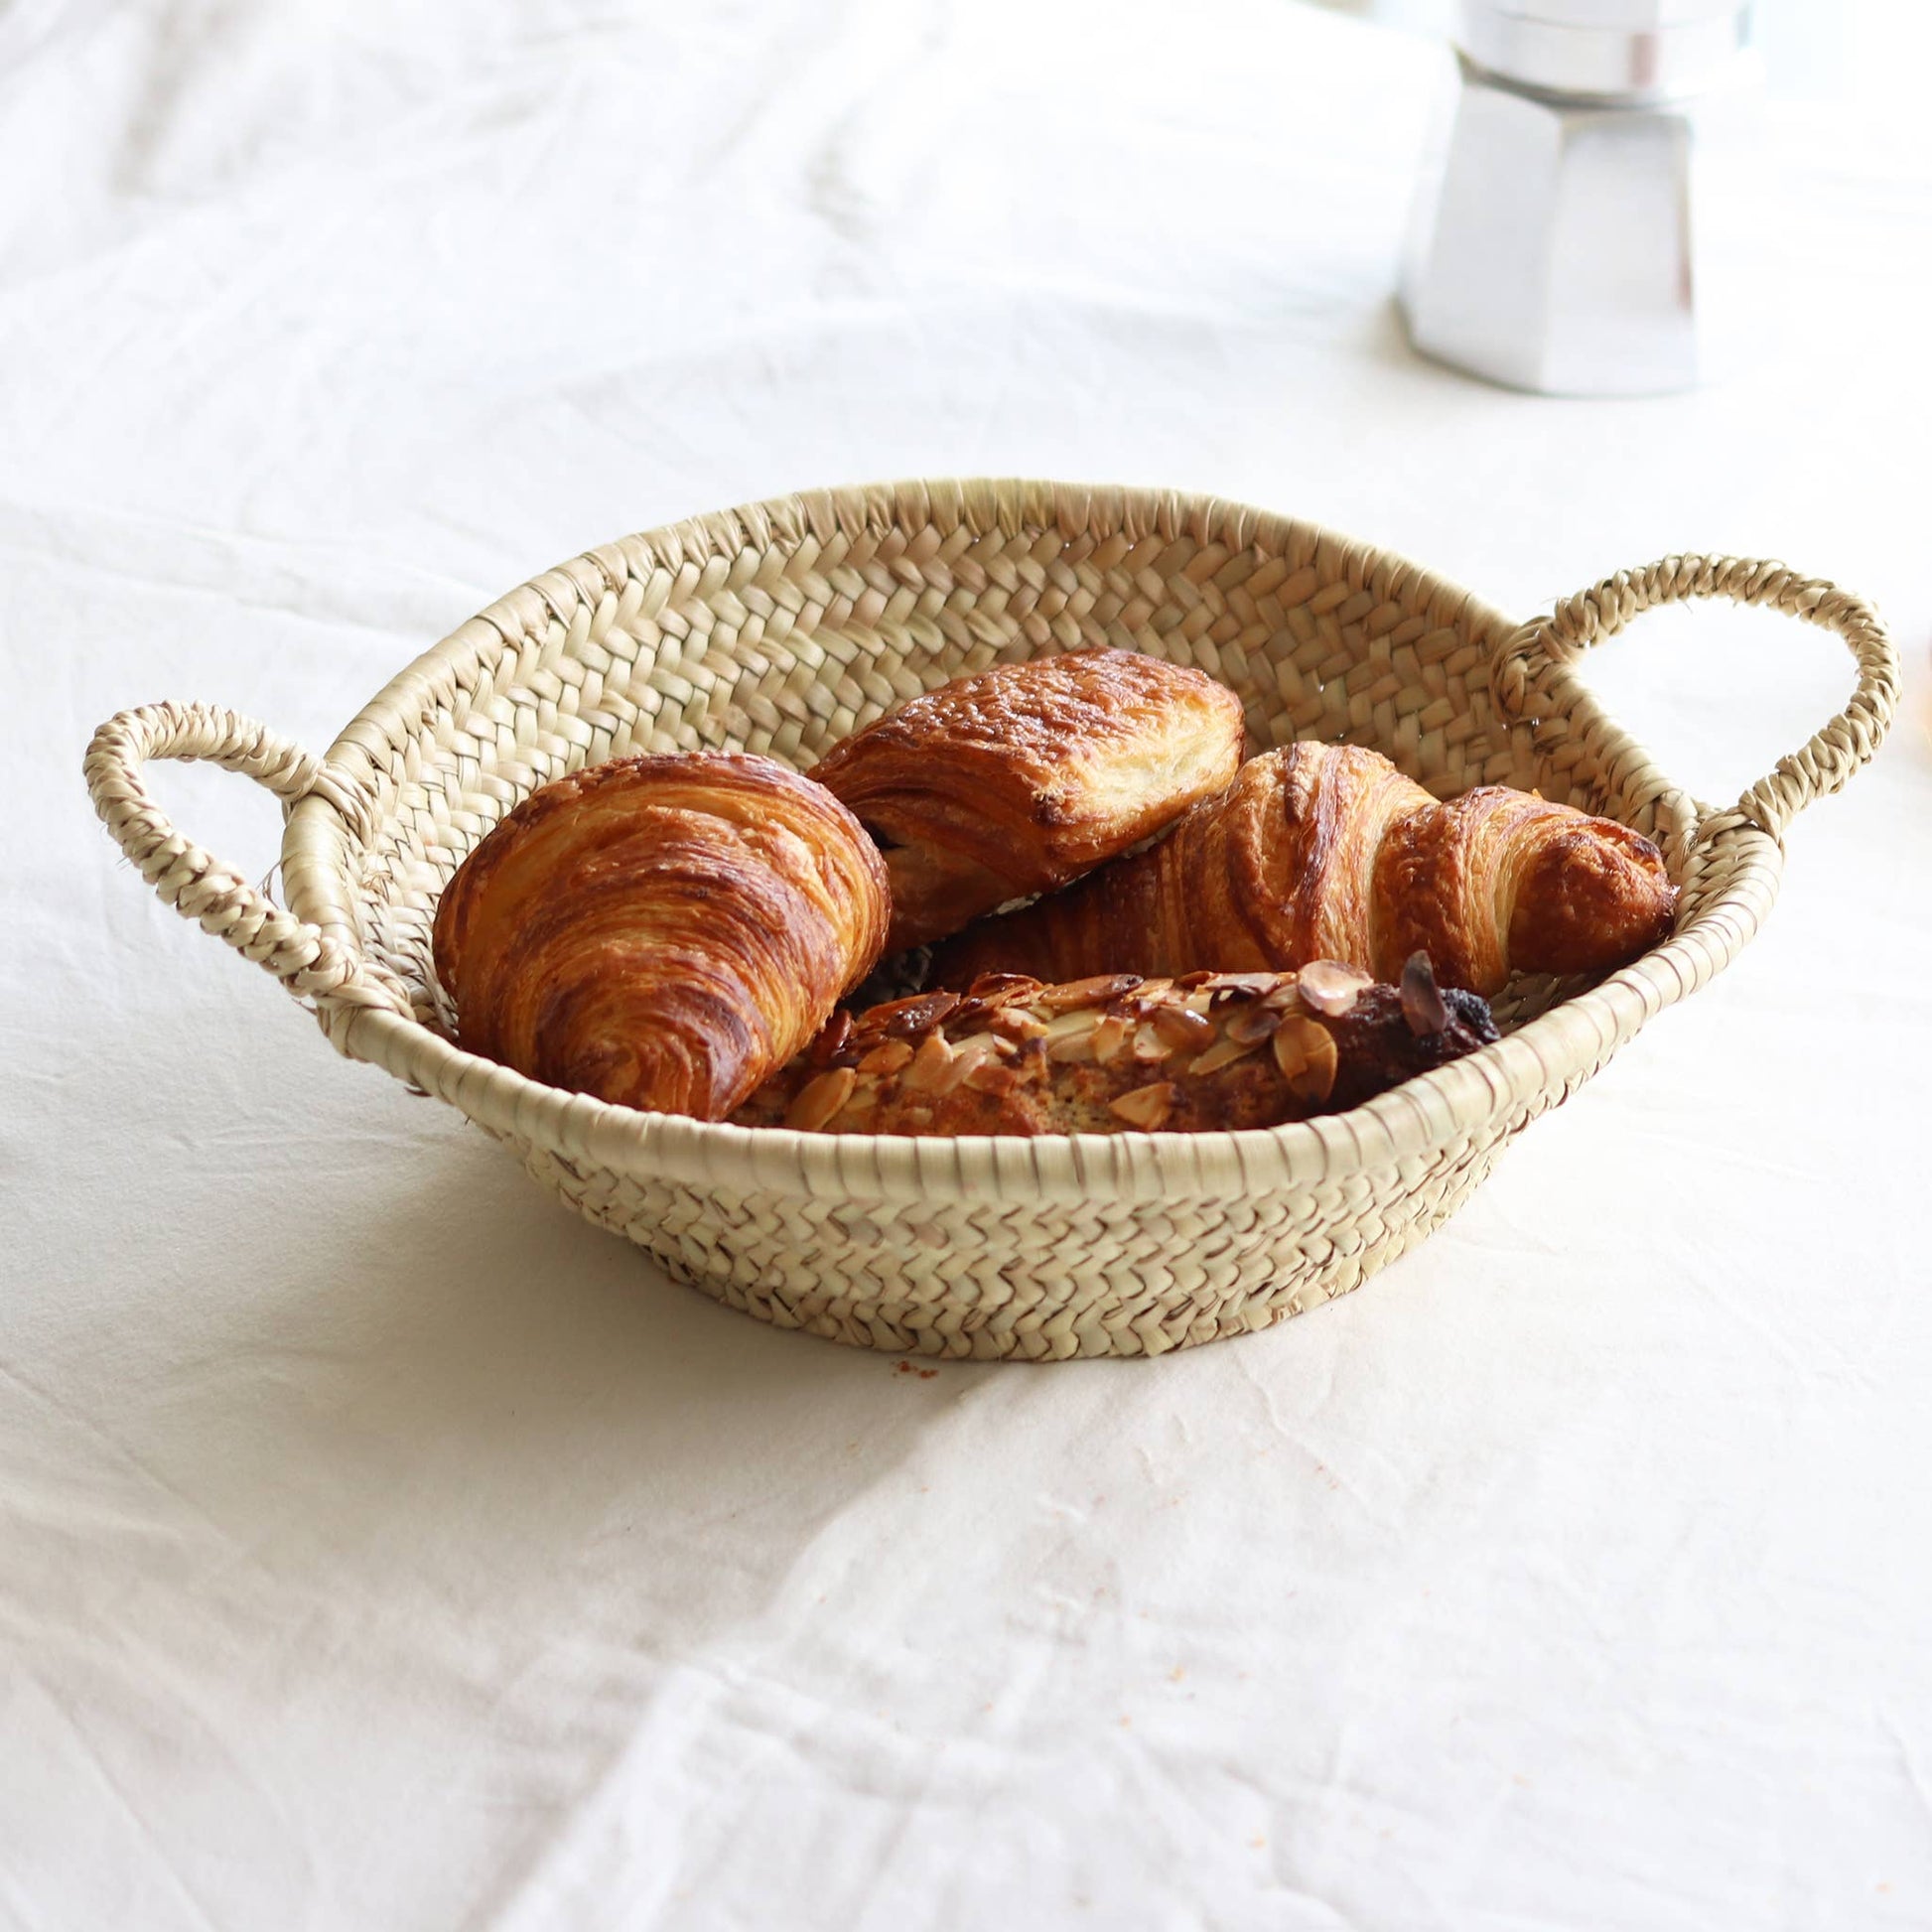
top-left (807, 646), bottom-right (1246, 952)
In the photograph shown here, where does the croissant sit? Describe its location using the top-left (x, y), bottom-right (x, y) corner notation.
top-left (731, 956), bottom-right (1499, 1136)
top-left (432, 753), bottom-right (890, 1119)
top-left (928, 743), bottom-right (1677, 997)
top-left (807, 646), bottom-right (1245, 952)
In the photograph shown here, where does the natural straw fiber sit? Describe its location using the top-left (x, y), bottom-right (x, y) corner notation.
top-left (84, 482), bottom-right (1899, 1358)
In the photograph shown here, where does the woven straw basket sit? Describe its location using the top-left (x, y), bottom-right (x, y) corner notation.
top-left (86, 482), bottom-right (1898, 1360)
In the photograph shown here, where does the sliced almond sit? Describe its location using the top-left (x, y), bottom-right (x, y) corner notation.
top-left (1293, 1032), bottom-right (1339, 1104)
top-left (1091, 1013), bottom-right (1133, 1065)
top-left (1297, 958), bottom-right (1373, 1018)
top-left (1108, 1080), bottom-right (1176, 1130)
top-left (1222, 1003), bottom-right (1280, 1046)
top-left (990, 1008), bottom-right (1047, 1041)
top-left (1036, 973), bottom-right (1145, 1014)
top-left (1399, 950), bottom-right (1451, 1036)
top-left (858, 1038), bottom-right (914, 1075)
top-left (1271, 1013), bottom-right (1314, 1081)
top-left (937, 1033), bottom-right (1005, 1093)
top-left (880, 990), bottom-right (962, 1038)
top-left (1272, 1014), bottom-right (1338, 1103)
top-left (854, 993), bottom-right (931, 1032)
top-left (1261, 978), bottom-right (1304, 1013)
top-left (967, 972), bottom-right (1044, 1001)
top-left (1204, 971), bottom-right (1277, 997)
top-left (899, 1031), bottom-right (956, 1092)
top-left (808, 1008), bottom-right (854, 1065)
top-left (1043, 1008), bottom-right (1100, 1042)
top-left (1188, 1035), bottom-right (1258, 1076)
top-left (784, 1065), bottom-right (857, 1131)
top-left (1151, 1004), bottom-right (1214, 1051)
top-left (1182, 990), bottom-right (1215, 1016)
top-left (1130, 1022), bottom-right (1171, 1062)
top-left (1174, 970), bottom-right (1217, 990)
top-left (964, 1059), bottom-right (1021, 1095)
top-left (1043, 1010), bottom-right (1101, 1063)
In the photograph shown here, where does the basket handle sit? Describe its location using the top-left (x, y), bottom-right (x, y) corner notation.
top-left (1491, 555), bottom-right (1899, 843)
top-left (83, 701), bottom-right (400, 1010)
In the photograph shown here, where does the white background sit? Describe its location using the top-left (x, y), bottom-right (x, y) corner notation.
top-left (5, 2), bottom-right (1931, 1927)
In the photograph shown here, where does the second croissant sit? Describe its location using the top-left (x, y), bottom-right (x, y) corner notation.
top-left (929, 742), bottom-right (1677, 997)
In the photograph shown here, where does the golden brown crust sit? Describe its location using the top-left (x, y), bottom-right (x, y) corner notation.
top-left (806, 647), bottom-right (1245, 950)
top-left (929, 743), bottom-right (1677, 997)
top-left (731, 963), bottom-right (1499, 1136)
top-left (432, 753), bottom-right (890, 1119)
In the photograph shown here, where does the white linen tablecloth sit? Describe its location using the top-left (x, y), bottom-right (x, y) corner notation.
top-left (5, 3), bottom-right (1931, 1926)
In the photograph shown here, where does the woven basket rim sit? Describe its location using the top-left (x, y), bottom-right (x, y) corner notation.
top-left (293, 478), bottom-right (1789, 1202)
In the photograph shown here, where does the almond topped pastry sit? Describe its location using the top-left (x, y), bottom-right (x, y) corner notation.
top-left (731, 955), bottom-right (1497, 1136)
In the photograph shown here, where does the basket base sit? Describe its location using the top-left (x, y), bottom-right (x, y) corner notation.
top-left (503, 1127), bottom-right (1521, 1361)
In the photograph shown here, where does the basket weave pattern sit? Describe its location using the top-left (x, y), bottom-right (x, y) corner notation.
top-left (84, 483), bottom-right (1897, 1359)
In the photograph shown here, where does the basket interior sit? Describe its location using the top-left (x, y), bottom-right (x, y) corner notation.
top-left (307, 486), bottom-right (1670, 1040)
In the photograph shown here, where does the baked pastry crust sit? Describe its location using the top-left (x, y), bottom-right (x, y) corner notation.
top-left (929, 743), bottom-right (1677, 996)
top-left (432, 753), bottom-right (890, 1119)
top-left (731, 959), bottom-right (1498, 1136)
top-left (807, 646), bottom-right (1246, 951)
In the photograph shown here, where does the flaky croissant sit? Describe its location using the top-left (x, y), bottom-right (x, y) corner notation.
top-left (929, 742), bottom-right (1676, 997)
top-left (432, 753), bottom-right (890, 1119)
top-left (731, 956), bottom-right (1498, 1137)
top-left (807, 646), bottom-right (1245, 952)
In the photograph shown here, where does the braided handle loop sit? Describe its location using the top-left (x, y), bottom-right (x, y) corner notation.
top-left (83, 701), bottom-right (399, 1010)
top-left (1492, 555), bottom-right (1899, 843)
